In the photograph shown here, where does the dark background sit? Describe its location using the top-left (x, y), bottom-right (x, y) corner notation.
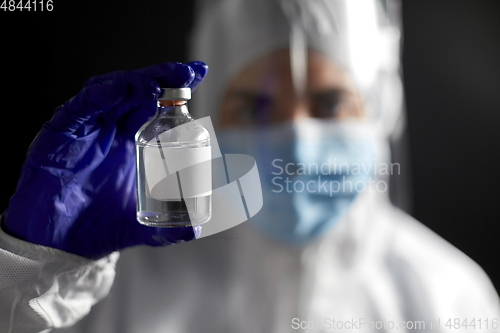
top-left (1, 1), bottom-right (499, 289)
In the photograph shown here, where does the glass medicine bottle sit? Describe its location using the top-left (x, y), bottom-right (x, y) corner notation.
top-left (135, 87), bottom-right (212, 227)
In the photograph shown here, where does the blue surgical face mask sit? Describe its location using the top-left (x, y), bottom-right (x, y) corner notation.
top-left (217, 118), bottom-right (376, 245)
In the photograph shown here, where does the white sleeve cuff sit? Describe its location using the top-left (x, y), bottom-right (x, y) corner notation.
top-left (0, 222), bottom-right (119, 331)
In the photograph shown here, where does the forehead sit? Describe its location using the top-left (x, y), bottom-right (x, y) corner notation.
top-left (226, 49), bottom-right (358, 94)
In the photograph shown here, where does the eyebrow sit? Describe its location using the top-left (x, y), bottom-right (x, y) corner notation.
top-left (226, 90), bottom-right (274, 123)
top-left (227, 90), bottom-right (273, 103)
top-left (310, 88), bottom-right (350, 99)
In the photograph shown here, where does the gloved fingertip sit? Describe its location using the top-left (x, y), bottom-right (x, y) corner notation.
top-left (187, 61), bottom-right (209, 91)
top-left (148, 225), bottom-right (200, 246)
top-left (171, 225), bottom-right (200, 242)
top-left (156, 62), bottom-right (195, 88)
top-left (193, 225), bottom-right (202, 239)
top-left (187, 61), bottom-right (209, 80)
top-left (150, 79), bottom-right (162, 98)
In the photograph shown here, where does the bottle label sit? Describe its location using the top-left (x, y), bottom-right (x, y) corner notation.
top-left (143, 145), bottom-right (212, 200)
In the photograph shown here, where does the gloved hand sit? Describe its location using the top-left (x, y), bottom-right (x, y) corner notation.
top-left (2, 61), bottom-right (208, 260)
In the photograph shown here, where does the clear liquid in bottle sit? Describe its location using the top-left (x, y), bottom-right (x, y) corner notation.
top-left (135, 88), bottom-right (212, 227)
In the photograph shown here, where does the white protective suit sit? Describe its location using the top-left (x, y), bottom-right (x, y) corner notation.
top-left (1, 0), bottom-right (499, 332)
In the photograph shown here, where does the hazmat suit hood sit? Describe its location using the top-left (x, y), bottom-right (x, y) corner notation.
top-left (190, 0), bottom-right (404, 133)
top-left (189, 0), bottom-right (409, 215)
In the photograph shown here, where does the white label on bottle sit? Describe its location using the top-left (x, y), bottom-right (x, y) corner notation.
top-left (143, 145), bottom-right (212, 200)
top-left (178, 159), bottom-right (212, 198)
top-left (161, 145), bottom-right (212, 173)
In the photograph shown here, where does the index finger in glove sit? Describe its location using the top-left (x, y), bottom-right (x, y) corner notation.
top-left (48, 71), bottom-right (162, 133)
top-left (85, 71), bottom-right (162, 105)
top-left (135, 61), bottom-right (209, 91)
top-left (134, 62), bottom-right (200, 89)
top-left (47, 79), bottom-right (130, 133)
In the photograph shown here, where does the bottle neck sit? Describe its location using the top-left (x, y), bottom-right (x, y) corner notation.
top-left (156, 100), bottom-right (190, 118)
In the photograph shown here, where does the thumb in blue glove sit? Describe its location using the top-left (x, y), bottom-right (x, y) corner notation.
top-left (2, 61), bottom-right (208, 260)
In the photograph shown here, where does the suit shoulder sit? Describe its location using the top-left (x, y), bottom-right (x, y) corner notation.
top-left (385, 209), bottom-right (500, 317)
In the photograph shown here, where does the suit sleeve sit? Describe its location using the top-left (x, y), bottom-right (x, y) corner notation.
top-left (0, 219), bottom-right (119, 333)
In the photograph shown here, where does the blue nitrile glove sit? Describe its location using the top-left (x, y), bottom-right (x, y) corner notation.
top-left (1, 61), bottom-right (208, 260)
